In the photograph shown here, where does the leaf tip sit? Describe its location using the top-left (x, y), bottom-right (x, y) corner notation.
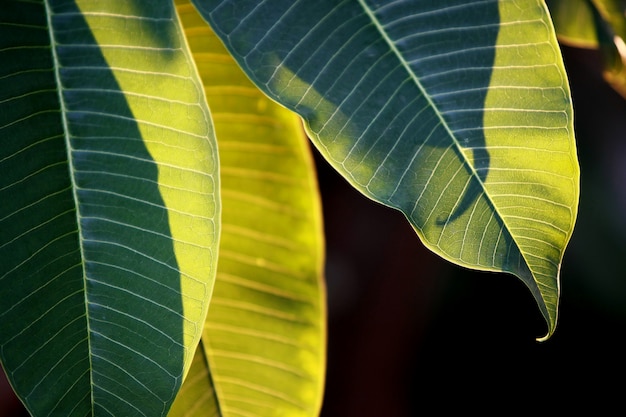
top-left (535, 332), bottom-right (551, 343)
top-left (535, 318), bottom-right (557, 343)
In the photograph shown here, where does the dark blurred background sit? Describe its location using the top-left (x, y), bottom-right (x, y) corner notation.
top-left (2, 46), bottom-right (625, 416)
top-left (319, 45), bottom-right (626, 415)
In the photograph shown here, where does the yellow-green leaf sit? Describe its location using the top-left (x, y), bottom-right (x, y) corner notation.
top-left (193, 0), bottom-right (580, 339)
top-left (547, 0), bottom-right (626, 98)
top-left (170, 2), bottom-right (326, 416)
top-left (0, 1), bottom-right (219, 415)
top-left (547, 0), bottom-right (600, 48)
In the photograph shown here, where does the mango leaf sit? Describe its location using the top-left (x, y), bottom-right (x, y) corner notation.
top-left (194, 0), bottom-right (580, 339)
top-left (168, 345), bottom-right (219, 415)
top-left (547, 0), bottom-right (626, 98)
top-left (0, 1), bottom-right (219, 416)
top-left (547, 0), bottom-right (600, 48)
top-left (170, 2), bottom-right (325, 416)
top-left (547, 0), bottom-right (626, 47)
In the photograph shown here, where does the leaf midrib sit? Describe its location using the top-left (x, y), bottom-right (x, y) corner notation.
top-left (356, 0), bottom-right (534, 274)
top-left (44, 1), bottom-right (95, 414)
top-left (355, 0), bottom-right (487, 202)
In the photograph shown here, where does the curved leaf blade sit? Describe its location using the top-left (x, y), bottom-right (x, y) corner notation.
top-left (170, 2), bottom-right (326, 415)
top-left (194, 0), bottom-right (579, 338)
top-left (0, 1), bottom-right (218, 415)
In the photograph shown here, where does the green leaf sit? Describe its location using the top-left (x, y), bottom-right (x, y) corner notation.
top-left (547, 0), bottom-right (626, 47)
top-left (547, 0), bottom-right (626, 98)
top-left (195, 0), bottom-right (580, 339)
top-left (168, 345), bottom-right (219, 415)
top-left (546, 0), bottom-right (600, 48)
top-left (170, 2), bottom-right (325, 415)
top-left (0, 1), bottom-right (218, 415)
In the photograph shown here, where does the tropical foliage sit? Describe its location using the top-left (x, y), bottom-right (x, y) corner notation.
top-left (547, 0), bottom-right (626, 98)
top-left (0, 0), bottom-right (588, 416)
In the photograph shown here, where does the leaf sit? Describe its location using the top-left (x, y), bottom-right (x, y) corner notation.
top-left (194, 0), bottom-right (580, 339)
top-left (169, 2), bottom-right (326, 416)
top-left (547, 0), bottom-right (626, 47)
top-left (547, 0), bottom-right (626, 99)
top-left (0, 1), bottom-right (218, 415)
top-left (546, 0), bottom-right (600, 48)
top-left (168, 345), bottom-right (219, 416)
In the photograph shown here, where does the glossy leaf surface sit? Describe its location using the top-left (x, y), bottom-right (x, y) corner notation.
top-left (195, 0), bottom-right (580, 338)
top-left (170, 2), bottom-right (326, 415)
top-left (0, 1), bottom-right (219, 415)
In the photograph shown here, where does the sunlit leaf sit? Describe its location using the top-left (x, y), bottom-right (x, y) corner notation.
top-left (168, 345), bottom-right (219, 416)
top-left (170, 2), bottom-right (326, 416)
top-left (194, 0), bottom-right (580, 339)
top-left (0, 1), bottom-right (218, 415)
top-left (547, 0), bottom-right (600, 48)
top-left (547, 0), bottom-right (626, 98)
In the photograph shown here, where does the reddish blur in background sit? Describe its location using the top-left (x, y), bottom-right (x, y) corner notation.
top-left (2, 45), bottom-right (626, 416)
